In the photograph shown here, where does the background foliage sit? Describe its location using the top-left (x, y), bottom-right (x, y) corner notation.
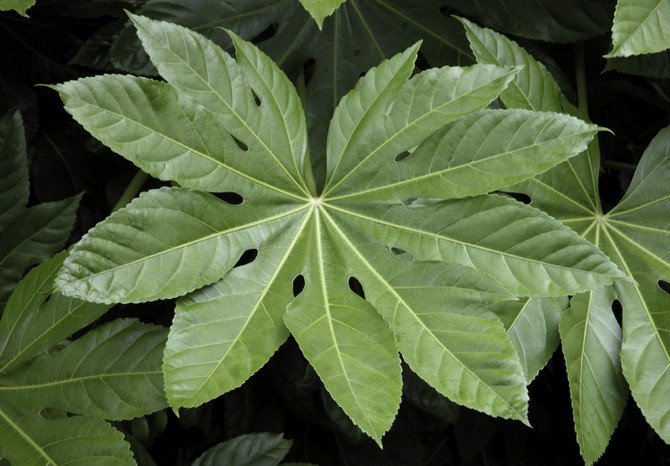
top-left (1, 0), bottom-right (669, 465)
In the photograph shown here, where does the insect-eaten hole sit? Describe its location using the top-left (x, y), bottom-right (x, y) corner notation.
top-left (395, 151), bottom-right (411, 162)
top-left (506, 191), bottom-right (532, 205)
top-left (213, 192), bottom-right (243, 205)
top-left (348, 276), bottom-right (365, 299)
top-left (302, 57), bottom-right (316, 86)
top-left (250, 22), bottom-right (278, 44)
top-left (251, 89), bottom-right (262, 107)
top-left (658, 280), bottom-right (670, 295)
top-left (389, 246), bottom-right (414, 260)
top-left (293, 274), bottom-right (305, 297)
top-left (232, 135), bottom-right (249, 151)
top-left (234, 249), bottom-right (258, 268)
top-left (612, 299), bottom-right (623, 326)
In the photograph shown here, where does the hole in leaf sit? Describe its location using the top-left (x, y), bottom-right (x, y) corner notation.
top-left (302, 57), bottom-right (316, 86)
top-left (214, 192), bottom-right (243, 205)
top-left (395, 151), bottom-right (411, 162)
top-left (348, 276), bottom-right (365, 299)
top-left (232, 135), bottom-right (249, 151)
top-left (251, 90), bottom-right (262, 107)
top-left (612, 299), bottom-right (623, 326)
top-left (234, 249), bottom-right (258, 268)
top-left (293, 274), bottom-right (305, 297)
top-left (658, 280), bottom-right (670, 294)
top-left (390, 247), bottom-right (407, 256)
top-left (506, 192), bottom-right (532, 204)
top-left (402, 198), bottom-right (418, 206)
top-left (250, 22), bottom-right (278, 44)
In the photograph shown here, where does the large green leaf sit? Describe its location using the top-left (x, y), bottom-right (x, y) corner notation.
top-left (606, 0), bottom-right (670, 57)
top-left (463, 18), bottom-right (668, 455)
top-left (54, 15), bottom-right (625, 442)
top-left (0, 251), bottom-right (110, 374)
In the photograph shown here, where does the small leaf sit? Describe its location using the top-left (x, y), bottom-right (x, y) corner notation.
top-left (0, 401), bottom-right (134, 465)
top-left (298, 0), bottom-right (347, 28)
top-left (606, 0), bottom-right (670, 57)
top-left (0, 251), bottom-right (111, 374)
top-left (192, 432), bottom-right (292, 466)
top-left (0, 319), bottom-right (168, 420)
top-left (560, 289), bottom-right (628, 465)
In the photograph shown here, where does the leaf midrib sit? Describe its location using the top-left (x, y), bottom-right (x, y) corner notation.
top-left (0, 370), bottom-right (162, 392)
top-left (0, 406), bottom-right (58, 465)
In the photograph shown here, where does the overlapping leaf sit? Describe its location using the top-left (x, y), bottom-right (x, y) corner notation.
top-left (0, 252), bottom-right (168, 465)
top-left (298, 0), bottom-right (347, 28)
top-left (0, 0), bottom-right (35, 17)
top-left (53, 14), bottom-right (625, 443)
top-left (461, 18), bottom-right (668, 461)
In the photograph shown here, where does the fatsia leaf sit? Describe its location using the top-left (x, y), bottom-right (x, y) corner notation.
top-left (54, 16), bottom-right (626, 442)
top-left (0, 401), bottom-right (134, 466)
top-left (0, 251), bottom-right (111, 374)
top-left (560, 288), bottom-right (628, 465)
top-left (458, 18), bottom-right (564, 112)
top-left (490, 296), bottom-right (565, 383)
top-left (606, 0), bottom-right (670, 58)
top-left (192, 432), bottom-right (291, 466)
top-left (285, 213), bottom-right (402, 445)
top-left (298, 0), bottom-right (347, 28)
top-left (472, 22), bottom-right (668, 452)
top-left (0, 194), bottom-right (82, 310)
top-left (0, 108), bottom-right (28, 228)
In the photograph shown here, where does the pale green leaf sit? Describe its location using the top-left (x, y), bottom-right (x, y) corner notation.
top-left (490, 296), bottom-right (565, 383)
top-left (0, 251), bottom-right (111, 374)
top-left (0, 0), bottom-right (35, 17)
top-left (164, 213), bottom-right (311, 408)
top-left (329, 109), bottom-right (599, 202)
top-left (56, 187), bottom-right (307, 304)
top-left (321, 217), bottom-right (528, 422)
top-left (298, 0), bottom-right (347, 28)
top-left (0, 108), bottom-right (28, 228)
top-left (0, 402), bottom-right (134, 465)
top-left (285, 213), bottom-right (402, 444)
top-left (560, 289), bottom-right (628, 465)
top-left (607, 0), bottom-right (670, 57)
top-left (130, 13), bottom-right (309, 198)
top-left (0, 195), bottom-right (81, 310)
top-left (0, 319), bottom-right (167, 420)
top-left (192, 432), bottom-right (291, 466)
top-left (323, 64), bottom-right (520, 197)
top-left (330, 195), bottom-right (626, 297)
top-left (459, 18), bottom-right (564, 112)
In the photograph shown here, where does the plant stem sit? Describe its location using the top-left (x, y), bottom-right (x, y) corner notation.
top-left (575, 42), bottom-right (588, 115)
top-left (111, 170), bottom-right (149, 213)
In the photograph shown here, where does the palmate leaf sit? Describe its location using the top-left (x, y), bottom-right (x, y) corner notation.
top-left (54, 14), bottom-right (624, 442)
top-left (606, 0), bottom-right (670, 57)
top-left (462, 19), bottom-right (667, 461)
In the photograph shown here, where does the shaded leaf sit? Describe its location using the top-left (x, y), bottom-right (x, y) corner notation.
top-left (192, 432), bottom-right (291, 466)
top-left (0, 251), bottom-right (110, 374)
top-left (0, 108), bottom-right (28, 227)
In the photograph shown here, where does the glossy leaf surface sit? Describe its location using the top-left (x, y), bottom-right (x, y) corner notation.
top-left (53, 15), bottom-right (625, 442)
top-left (607, 0), bottom-right (670, 57)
